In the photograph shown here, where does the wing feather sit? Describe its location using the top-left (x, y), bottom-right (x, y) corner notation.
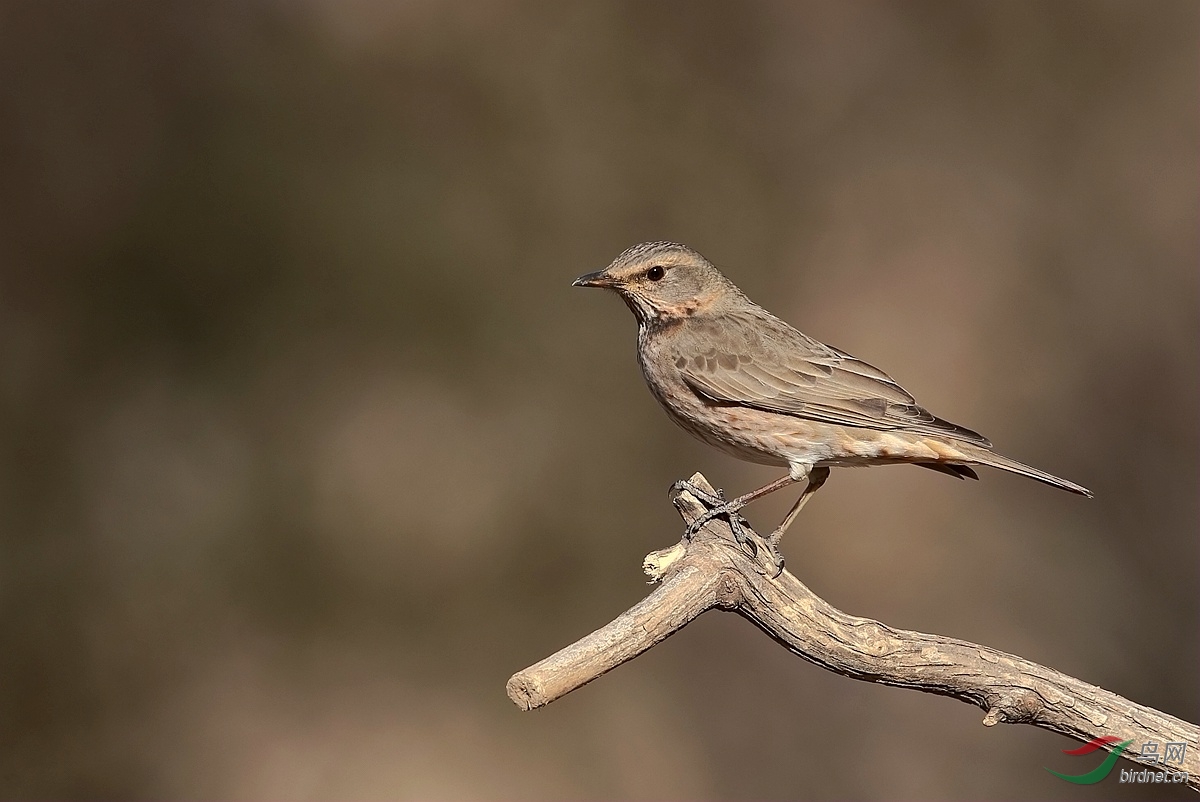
top-left (677, 309), bottom-right (992, 447)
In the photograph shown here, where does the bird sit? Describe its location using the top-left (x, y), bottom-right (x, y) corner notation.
top-left (573, 241), bottom-right (1091, 565)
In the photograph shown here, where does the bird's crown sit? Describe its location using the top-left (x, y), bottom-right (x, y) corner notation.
top-left (609, 241), bottom-right (703, 270)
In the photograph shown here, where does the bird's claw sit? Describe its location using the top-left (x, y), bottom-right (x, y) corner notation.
top-left (727, 513), bottom-right (757, 557)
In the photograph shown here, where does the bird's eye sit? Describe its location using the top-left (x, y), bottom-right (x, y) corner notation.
top-left (646, 265), bottom-right (665, 281)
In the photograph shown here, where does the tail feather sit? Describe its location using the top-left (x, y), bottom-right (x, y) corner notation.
top-left (963, 448), bottom-right (1093, 497)
top-left (918, 462), bottom-right (979, 481)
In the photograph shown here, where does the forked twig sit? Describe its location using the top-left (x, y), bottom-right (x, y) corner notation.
top-left (506, 473), bottom-right (1199, 790)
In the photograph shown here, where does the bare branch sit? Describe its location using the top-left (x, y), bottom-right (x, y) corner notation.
top-left (507, 473), bottom-right (1200, 789)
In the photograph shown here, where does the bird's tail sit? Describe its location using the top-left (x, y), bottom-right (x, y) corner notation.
top-left (961, 446), bottom-right (1093, 497)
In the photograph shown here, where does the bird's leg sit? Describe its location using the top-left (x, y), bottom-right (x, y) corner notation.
top-left (682, 473), bottom-right (799, 542)
top-left (766, 467), bottom-right (830, 550)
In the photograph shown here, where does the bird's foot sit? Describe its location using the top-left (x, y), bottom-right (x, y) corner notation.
top-left (682, 496), bottom-right (746, 541)
top-left (764, 539), bottom-right (785, 578)
top-left (675, 484), bottom-right (754, 549)
top-left (671, 479), bottom-right (782, 573)
top-left (724, 511), bottom-right (759, 558)
top-left (672, 480), bottom-right (747, 537)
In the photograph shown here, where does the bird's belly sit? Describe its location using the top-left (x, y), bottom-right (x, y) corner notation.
top-left (674, 405), bottom-right (800, 467)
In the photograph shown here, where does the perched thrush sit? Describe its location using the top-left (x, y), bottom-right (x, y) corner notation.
top-left (574, 241), bottom-right (1091, 564)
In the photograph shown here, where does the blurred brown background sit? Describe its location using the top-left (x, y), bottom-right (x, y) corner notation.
top-left (1, 1), bottom-right (1196, 799)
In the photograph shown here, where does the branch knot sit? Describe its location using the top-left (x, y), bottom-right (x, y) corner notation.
top-left (715, 571), bottom-right (742, 608)
top-left (982, 690), bottom-right (1043, 727)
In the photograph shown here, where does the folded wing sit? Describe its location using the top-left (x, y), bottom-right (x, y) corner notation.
top-left (677, 309), bottom-right (992, 448)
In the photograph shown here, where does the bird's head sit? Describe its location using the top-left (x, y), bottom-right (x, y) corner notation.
top-left (573, 241), bottom-right (741, 324)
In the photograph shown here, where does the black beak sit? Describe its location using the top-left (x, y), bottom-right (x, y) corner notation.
top-left (572, 270), bottom-right (619, 289)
